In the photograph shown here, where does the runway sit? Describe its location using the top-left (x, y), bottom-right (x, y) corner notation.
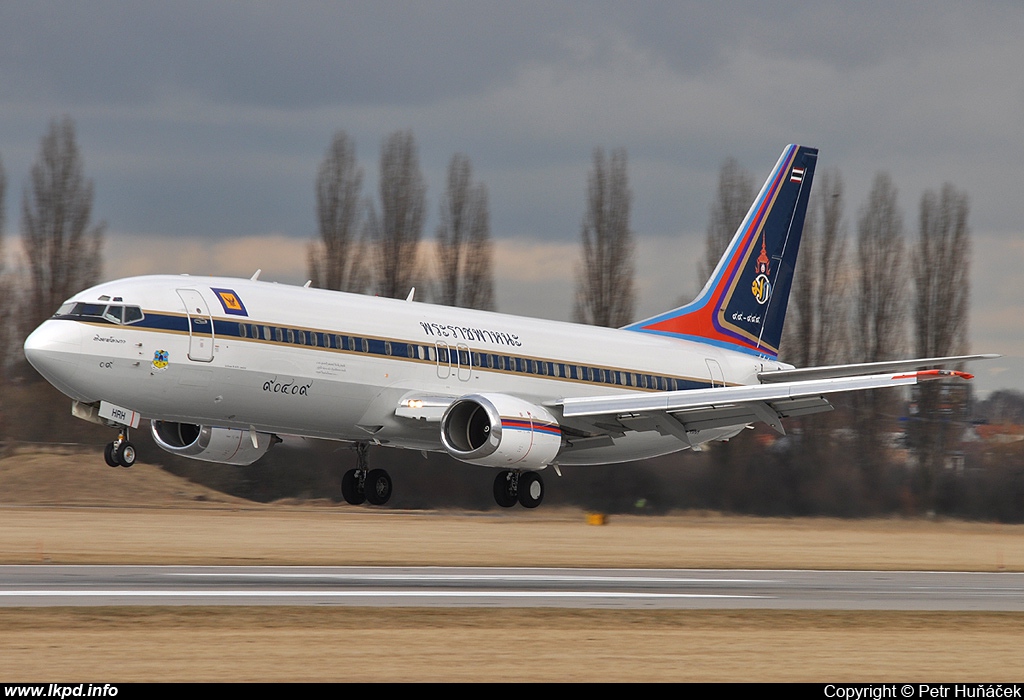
top-left (1, 565), bottom-right (1023, 610)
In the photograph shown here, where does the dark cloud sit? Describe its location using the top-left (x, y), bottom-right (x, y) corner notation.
top-left (1, 1), bottom-right (1023, 370)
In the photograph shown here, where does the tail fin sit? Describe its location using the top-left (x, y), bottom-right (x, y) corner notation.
top-left (625, 144), bottom-right (818, 359)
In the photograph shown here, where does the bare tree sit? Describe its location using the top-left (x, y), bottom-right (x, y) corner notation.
top-left (698, 157), bottom-right (754, 287)
top-left (913, 184), bottom-right (970, 362)
top-left (573, 148), bottom-right (635, 327)
top-left (0, 155), bottom-right (9, 378)
top-left (367, 130), bottom-right (426, 299)
top-left (21, 117), bottom-right (104, 337)
top-left (910, 184), bottom-right (971, 495)
top-left (307, 131), bottom-right (368, 293)
top-left (855, 173), bottom-right (906, 363)
top-left (435, 154), bottom-right (494, 310)
top-left (852, 172), bottom-right (907, 507)
top-left (782, 168), bottom-right (849, 367)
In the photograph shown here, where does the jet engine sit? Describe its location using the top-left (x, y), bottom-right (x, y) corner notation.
top-left (440, 393), bottom-right (561, 469)
top-left (150, 421), bottom-right (276, 466)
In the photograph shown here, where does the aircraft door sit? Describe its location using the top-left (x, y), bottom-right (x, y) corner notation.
top-left (435, 342), bottom-right (451, 379)
top-left (177, 289), bottom-right (215, 362)
top-left (706, 358), bottom-right (725, 387)
top-left (456, 343), bottom-right (472, 381)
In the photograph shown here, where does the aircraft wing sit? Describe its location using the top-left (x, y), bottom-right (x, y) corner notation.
top-left (756, 354), bottom-right (998, 383)
top-left (555, 368), bottom-right (975, 443)
top-left (395, 360), bottom-right (986, 451)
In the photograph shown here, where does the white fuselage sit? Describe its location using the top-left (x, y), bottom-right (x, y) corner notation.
top-left (24, 275), bottom-right (785, 465)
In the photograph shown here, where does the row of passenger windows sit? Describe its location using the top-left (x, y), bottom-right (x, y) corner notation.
top-left (56, 302), bottom-right (145, 325)
top-left (235, 322), bottom-right (687, 391)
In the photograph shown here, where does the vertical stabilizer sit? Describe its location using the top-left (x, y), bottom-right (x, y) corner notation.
top-left (625, 144), bottom-right (818, 359)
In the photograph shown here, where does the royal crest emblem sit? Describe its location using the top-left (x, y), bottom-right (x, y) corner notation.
top-left (751, 232), bottom-right (772, 305)
top-left (152, 349), bottom-right (169, 371)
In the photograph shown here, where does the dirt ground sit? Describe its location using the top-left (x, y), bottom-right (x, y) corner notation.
top-left (2, 448), bottom-right (1023, 681)
top-left (4, 505), bottom-right (1024, 571)
top-left (2, 608), bottom-right (1023, 682)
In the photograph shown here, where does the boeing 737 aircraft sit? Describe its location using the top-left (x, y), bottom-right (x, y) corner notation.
top-left (23, 144), bottom-right (993, 508)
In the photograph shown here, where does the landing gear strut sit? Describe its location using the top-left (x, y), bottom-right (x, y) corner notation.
top-left (104, 428), bottom-right (136, 468)
top-left (341, 442), bottom-right (392, 506)
top-left (493, 470), bottom-right (544, 509)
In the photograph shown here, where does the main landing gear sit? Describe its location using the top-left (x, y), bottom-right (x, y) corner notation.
top-left (493, 470), bottom-right (544, 509)
top-left (341, 442), bottom-right (393, 506)
top-left (103, 428), bottom-right (137, 468)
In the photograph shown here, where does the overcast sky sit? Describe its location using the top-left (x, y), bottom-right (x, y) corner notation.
top-left (1, 2), bottom-right (1022, 392)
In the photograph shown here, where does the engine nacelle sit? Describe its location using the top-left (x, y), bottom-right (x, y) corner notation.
top-left (440, 393), bottom-right (562, 469)
top-left (150, 421), bottom-right (275, 466)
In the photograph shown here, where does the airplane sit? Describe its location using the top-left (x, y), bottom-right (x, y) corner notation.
top-left (22, 144), bottom-right (994, 509)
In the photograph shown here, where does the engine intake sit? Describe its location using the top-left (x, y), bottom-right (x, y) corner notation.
top-left (150, 421), bottom-right (276, 466)
top-left (441, 394), bottom-right (561, 469)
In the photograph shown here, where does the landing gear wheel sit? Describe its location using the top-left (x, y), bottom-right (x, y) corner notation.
top-left (518, 472), bottom-right (543, 509)
top-left (117, 441), bottom-right (137, 468)
top-left (493, 471), bottom-right (517, 508)
top-left (104, 442), bottom-right (119, 468)
top-left (341, 468), bottom-right (366, 505)
top-left (365, 469), bottom-right (392, 505)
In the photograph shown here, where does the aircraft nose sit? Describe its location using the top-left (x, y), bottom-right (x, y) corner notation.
top-left (23, 320), bottom-right (84, 397)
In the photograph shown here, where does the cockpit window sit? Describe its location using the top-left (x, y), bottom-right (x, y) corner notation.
top-left (72, 303), bottom-right (107, 318)
top-left (55, 302), bottom-right (145, 325)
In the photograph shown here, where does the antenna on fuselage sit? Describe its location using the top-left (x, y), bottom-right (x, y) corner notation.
top-left (303, 280), bottom-right (312, 288)
top-left (251, 269), bottom-right (262, 281)
top-left (405, 287), bottom-right (415, 302)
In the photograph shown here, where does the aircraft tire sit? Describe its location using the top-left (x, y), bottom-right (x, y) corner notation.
top-left (365, 469), bottom-right (392, 506)
top-left (341, 469), bottom-right (366, 505)
top-left (518, 472), bottom-right (543, 509)
top-left (117, 441), bottom-right (137, 468)
top-left (104, 442), bottom-right (119, 468)
top-left (493, 471), bottom-right (517, 508)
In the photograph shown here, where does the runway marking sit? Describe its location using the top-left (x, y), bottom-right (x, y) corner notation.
top-left (0, 590), bottom-right (768, 600)
top-left (173, 573), bottom-right (778, 584)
